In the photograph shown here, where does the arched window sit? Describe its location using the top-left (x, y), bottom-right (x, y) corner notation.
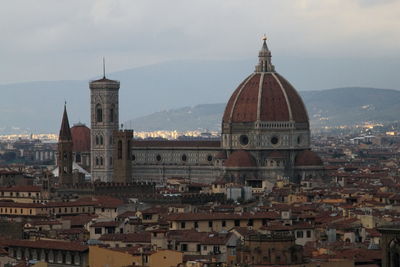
top-left (110, 105), bottom-right (115, 123)
top-left (95, 157), bottom-right (99, 166)
top-left (96, 104), bottom-right (103, 123)
top-left (118, 140), bottom-right (123, 159)
top-left (100, 157), bottom-right (103, 166)
top-left (95, 136), bottom-right (99, 145)
top-left (100, 136), bottom-right (104, 145)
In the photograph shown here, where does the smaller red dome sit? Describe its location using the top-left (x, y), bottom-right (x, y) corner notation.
top-left (224, 150), bottom-right (257, 168)
top-left (71, 123), bottom-right (91, 152)
top-left (268, 151), bottom-right (286, 159)
top-left (215, 151), bottom-right (227, 160)
top-left (295, 150), bottom-right (323, 166)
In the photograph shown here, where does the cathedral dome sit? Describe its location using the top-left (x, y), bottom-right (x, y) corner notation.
top-left (294, 150), bottom-right (323, 166)
top-left (224, 150), bottom-right (257, 168)
top-left (71, 123), bottom-right (91, 152)
top-left (222, 38), bottom-right (308, 125)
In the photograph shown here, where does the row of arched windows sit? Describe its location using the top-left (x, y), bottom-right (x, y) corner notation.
top-left (96, 104), bottom-right (116, 123)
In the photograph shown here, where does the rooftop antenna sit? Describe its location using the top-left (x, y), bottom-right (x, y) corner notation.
top-left (103, 57), bottom-right (106, 79)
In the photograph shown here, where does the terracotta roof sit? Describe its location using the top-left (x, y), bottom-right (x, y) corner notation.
top-left (90, 221), bottom-right (119, 227)
top-left (62, 214), bottom-right (98, 226)
top-left (224, 150), bottom-right (257, 168)
top-left (0, 202), bottom-right (45, 208)
top-left (295, 150), bottom-right (323, 166)
top-left (71, 124), bottom-right (91, 152)
top-left (0, 186), bottom-right (41, 192)
top-left (6, 239), bottom-right (88, 252)
top-left (99, 232), bottom-right (151, 243)
top-left (132, 140), bottom-right (220, 148)
top-left (166, 211), bottom-right (279, 221)
top-left (222, 71), bottom-right (308, 124)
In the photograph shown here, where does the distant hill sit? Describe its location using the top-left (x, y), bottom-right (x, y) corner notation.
top-left (1, 56), bottom-right (400, 134)
top-left (127, 87), bottom-right (400, 131)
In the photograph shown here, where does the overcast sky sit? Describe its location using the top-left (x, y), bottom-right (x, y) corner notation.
top-left (0, 0), bottom-right (399, 84)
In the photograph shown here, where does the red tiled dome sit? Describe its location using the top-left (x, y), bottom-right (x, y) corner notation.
top-left (224, 150), bottom-right (257, 168)
top-left (71, 123), bottom-right (91, 152)
top-left (222, 72), bottom-right (308, 124)
top-left (295, 150), bottom-right (323, 166)
top-left (222, 39), bottom-right (308, 125)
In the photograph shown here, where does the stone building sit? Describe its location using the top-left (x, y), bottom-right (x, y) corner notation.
top-left (116, 38), bottom-right (324, 187)
top-left (70, 38), bottom-right (324, 187)
top-left (236, 231), bottom-right (303, 265)
top-left (89, 75), bottom-right (120, 182)
top-left (7, 239), bottom-right (88, 267)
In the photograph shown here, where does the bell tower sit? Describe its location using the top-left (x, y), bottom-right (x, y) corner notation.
top-left (58, 104), bottom-right (73, 185)
top-left (89, 64), bottom-right (120, 182)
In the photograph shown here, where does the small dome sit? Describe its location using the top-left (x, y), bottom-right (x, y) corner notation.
top-left (295, 150), bottom-right (323, 166)
top-left (224, 150), bottom-right (257, 168)
top-left (71, 123), bottom-right (91, 152)
top-left (215, 151), bottom-right (227, 160)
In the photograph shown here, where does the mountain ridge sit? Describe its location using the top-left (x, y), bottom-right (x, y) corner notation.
top-left (127, 87), bottom-right (400, 132)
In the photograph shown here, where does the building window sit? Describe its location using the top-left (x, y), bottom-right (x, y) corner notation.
top-left (207, 155), bottom-right (213, 162)
top-left (100, 157), bottom-right (104, 166)
top-left (181, 154), bottom-right (187, 162)
top-left (181, 222), bottom-right (186, 229)
top-left (96, 157), bottom-right (99, 166)
top-left (271, 136), bottom-right (279, 145)
top-left (208, 221), bottom-right (213, 228)
top-left (306, 230), bottom-right (311, 238)
top-left (110, 107), bottom-right (114, 123)
top-left (118, 141), bottom-right (123, 159)
top-left (222, 220), bottom-right (226, 227)
top-left (127, 140), bottom-right (131, 160)
top-left (95, 136), bottom-right (99, 145)
top-left (95, 228), bottom-right (102, 234)
top-left (197, 244), bottom-right (201, 252)
top-left (75, 153), bottom-right (81, 163)
top-left (180, 244), bottom-right (188, 252)
top-left (96, 104), bottom-right (103, 122)
top-left (248, 219), bottom-right (253, 226)
top-left (100, 136), bottom-right (103, 145)
top-left (194, 221), bottom-right (199, 228)
top-left (234, 220), bottom-right (240, 227)
top-left (297, 231), bottom-right (304, 238)
top-left (156, 154), bottom-right (162, 162)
